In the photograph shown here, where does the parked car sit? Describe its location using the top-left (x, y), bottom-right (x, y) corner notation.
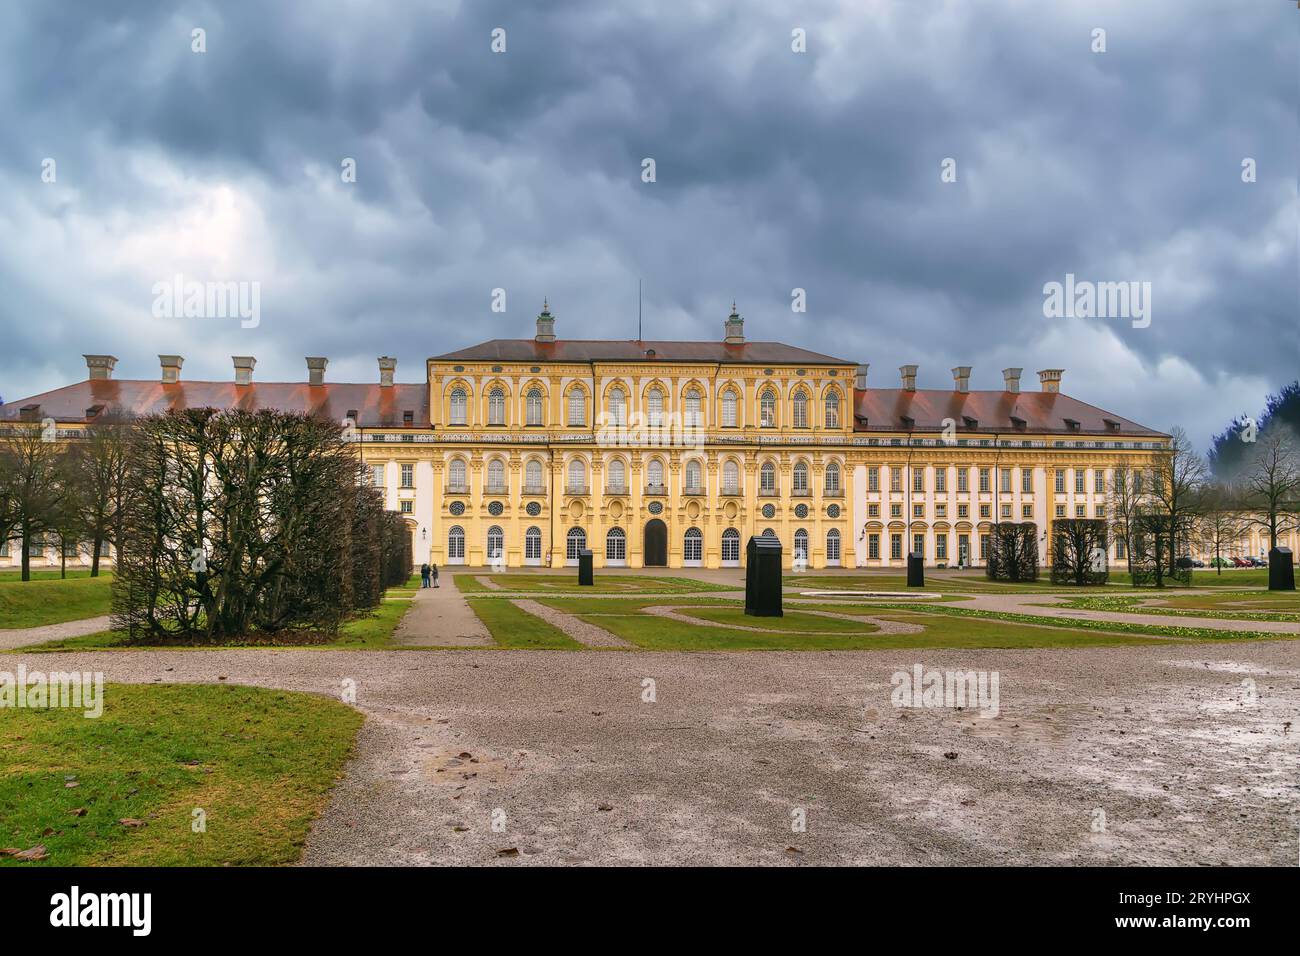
top-left (1209, 557), bottom-right (1234, 569)
top-left (1232, 557), bottom-right (1252, 568)
top-left (1247, 556), bottom-right (1268, 568)
top-left (1178, 556), bottom-right (1205, 568)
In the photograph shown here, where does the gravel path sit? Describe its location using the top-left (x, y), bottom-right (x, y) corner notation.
top-left (962, 593), bottom-right (1300, 634)
top-left (393, 583), bottom-right (493, 647)
top-left (510, 599), bottom-right (634, 648)
top-left (9, 641), bottom-right (1297, 866)
top-left (0, 615), bottom-right (111, 650)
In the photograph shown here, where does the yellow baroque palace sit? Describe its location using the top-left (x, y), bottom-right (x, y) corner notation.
top-left (2, 303), bottom-right (1186, 571)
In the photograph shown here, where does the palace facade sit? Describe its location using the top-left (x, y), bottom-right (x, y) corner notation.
top-left (7, 303), bottom-right (1248, 572)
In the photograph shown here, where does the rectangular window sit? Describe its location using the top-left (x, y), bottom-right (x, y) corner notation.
top-left (1001, 503), bottom-right (1012, 519)
top-left (890, 470), bottom-right (902, 493)
top-left (868, 503), bottom-right (880, 518)
top-left (980, 504), bottom-right (991, 519)
top-left (1095, 471), bottom-right (1105, 494)
top-left (913, 504), bottom-right (924, 518)
top-left (890, 534), bottom-right (903, 560)
top-left (1076, 504), bottom-right (1086, 518)
top-left (1022, 504), bottom-right (1033, 519)
top-left (868, 534), bottom-right (880, 560)
top-left (400, 500), bottom-right (413, 514)
top-left (1095, 504), bottom-right (1106, 518)
top-left (1116, 538), bottom-right (1127, 559)
top-left (958, 534), bottom-right (970, 564)
top-left (978, 468), bottom-right (990, 493)
top-left (935, 470), bottom-right (947, 493)
top-left (1055, 469), bottom-right (1065, 494)
top-left (0, 539), bottom-right (9, 558)
top-left (913, 533), bottom-right (925, 557)
top-left (1000, 469), bottom-right (1011, 493)
top-left (935, 503), bottom-right (946, 518)
top-left (936, 536), bottom-right (947, 560)
top-left (1022, 469), bottom-right (1033, 493)
top-left (868, 467), bottom-right (880, 492)
top-left (913, 470), bottom-right (924, 493)
top-left (890, 503), bottom-right (902, 518)
top-left (980, 533), bottom-right (990, 559)
top-left (400, 463), bottom-right (414, 489)
top-left (957, 504), bottom-right (968, 518)
top-left (1075, 470), bottom-right (1085, 494)
top-left (957, 470), bottom-right (969, 493)
top-left (372, 464), bottom-right (384, 487)
top-left (1056, 504), bottom-right (1066, 518)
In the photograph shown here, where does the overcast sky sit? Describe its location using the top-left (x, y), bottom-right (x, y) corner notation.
top-left (0, 0), bottom-right (1295, 449)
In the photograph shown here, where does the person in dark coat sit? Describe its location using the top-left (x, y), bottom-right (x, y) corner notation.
top-left (420, 563), bottom-right (431, 588)
top-left (430, 563), bottom-right (439, 588)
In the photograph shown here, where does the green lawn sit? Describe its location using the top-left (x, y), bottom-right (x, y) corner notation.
top-left (532, 596), bottom-right (1166, 651)
top-left (465, 597), bottom-right (586, 649)
top-left (453, 573), bottom-right (736, 595)
top-left (0, 568), bottom-right (105, 580)
top-left (1046, 591), bottom-right (1300, 623)
top-left (0, 683), bottom-right (362, 866)
top-left (0, 575), bottom-right (114, 629)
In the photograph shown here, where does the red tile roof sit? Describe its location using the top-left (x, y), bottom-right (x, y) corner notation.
top-left (853, 388), bottom-right (1164, 437)
top-left (0, 380), bottom-right (428, 429)
top-left (430, 339), bottom-right (856, 365)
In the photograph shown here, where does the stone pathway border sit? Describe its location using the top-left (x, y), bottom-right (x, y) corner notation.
top-left (510, 599), bottom-right (635, 648)
top-left (640, 604), bottom-right (925, 636)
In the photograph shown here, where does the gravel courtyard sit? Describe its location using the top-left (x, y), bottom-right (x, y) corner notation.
top-left (14, 640), bottom-right (1298, 866)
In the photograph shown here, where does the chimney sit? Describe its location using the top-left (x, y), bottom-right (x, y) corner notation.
top-left (1002, 367), bottom-right (1022, 393)
top-left (158, 355), bottom-right (183, 384)
top-left (83, 354), bottom-right (118, 381)
top-left (724, 302), bottom-right (744, 344)
top-left (899, 365), bottom-right (918, 392)
top-left (1037, 368), bottom-right (1063, 393)
top-left (306, 356), bottom-right (328, 386)
top-left (535, 299), bottom-right (556, 343)
top-left (378, 356), bottom-right (396, 387)
top-left (855, 363), bottom-right (869, 389)
top-left (951, 366), bottom-right (971, 393)
top-left (233, 355), bottom-right (256, 386)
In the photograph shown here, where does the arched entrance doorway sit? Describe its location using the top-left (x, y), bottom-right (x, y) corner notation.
top-left (644, 518), bottom-right (668, 567)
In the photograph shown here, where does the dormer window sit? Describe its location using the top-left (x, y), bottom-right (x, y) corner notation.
top-left (962, 416), bottom-right (978, 429)
top-left (1010, 415), bottom-right (1027, 430)
top-left (403, 410), bottom-right (414, 426)
top-left (900, 415), bottom-right (915, 429)
top-left (346, 409), bottom-right (358, 423)
top-left (1103, 418), bottom-right (1121, 432)
top-left (85, 404), bottom-right (105, 419)
top-left (1063, 418), bottom-right (1080, 431)
top-left (19, 404), bottom-right (40, 421)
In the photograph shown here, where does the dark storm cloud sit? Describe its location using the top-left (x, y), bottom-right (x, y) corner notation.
top-left (0, 0), bottom-right (1294, 447)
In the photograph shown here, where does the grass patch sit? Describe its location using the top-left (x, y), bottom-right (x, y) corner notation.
top-left (0, 575), bottom-right (113, 629)
top-left (1046, 592), bottom-right (1300, 623)
top-left (465, 598), bottom-right (586, 649)
top-left (0, 683), bottom-right (362, 866)
top-left (674, 606), bottom-right (878, 633)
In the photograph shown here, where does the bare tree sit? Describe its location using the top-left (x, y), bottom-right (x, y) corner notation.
top-left (1051, 518), bottom-right (1109, 586)
top-left (1240, 428), bottom-right (1300, 554)
top-left (1195, 484), bottom-right (1249, 575)
top-left (986, 522), bottom-right (1039, 582)
top-left (1106, 462), bottom-right (1144, 576)
top-left (1147, 427), bottom-right (1207, 570)
top-left (0, 423), bottom-right (71, 581)
top-left (65, 412), bottom-right (134, 576)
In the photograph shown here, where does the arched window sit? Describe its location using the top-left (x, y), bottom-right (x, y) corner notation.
top-left (647, 387), bottom-right (664, 427)
top-left (721, 388), bottom-right (738, 427)
top-left (608, 387), bottom-right (626, 426)
top-left (824, 461), bottom-right (841, 493)
top-left (608, 458), bottom-right (626, 493)
top-left (793, 461), bottom-right (809, 494)
top-left (567, 458), bottom-right (586, 493)
top-left (648, 458), bottom-right (665, 490)
top-left (526, 387), bottom-right (544, 426)
top-left (760, 388), bottom-right (776, 427)
top-left (524, 526), bottom-right (542, 563)
top-left (566, 527), bottom-right (586, 564)
top-left (487, 458), bottom-right (506, 491)
top-left (606, 526), bottom-right (627, 564)
top-left (488, 387), bottom-right (506, 425)
top-left (685, 459), bottom-right (702, 493)
top-left (683, 527), bottom-right (703, 565)
top-left (824, 391), bottom-right (840, 428)
top-left (567, 389), bottom-right (586, 426)
top-left (826, 528), bottom-right (842, 563)
top-left (683, 388), bottom-right (702, 427)
top-left (794, 528), bottom-right (809, 559)
top-left (792, 390), bottom-right (808, 428)
top-left (525, 459), bottom-right (543, 490)
top-left (760, 461), bottom-right (776, 494)
top-left (486, 525), bottom-right (504, 560)
top-left (447, 525), bottom-right (465, 562)
top-left (450, 387), bottom-right (468, 425)
top-left (721, 528), bottom-right (741, 565)
top-left (722, 459), bottom-right (739, 494)
top-left (449, 458), bottom-right (467, 491)
top-left (761, 528), bottom-right (777, 538)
